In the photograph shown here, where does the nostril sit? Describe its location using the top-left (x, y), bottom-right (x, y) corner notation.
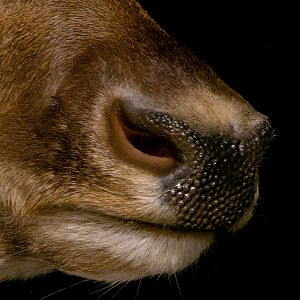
top-left (111, 102), bottom-right (273, 231)
top-left (120, 114), bottom-right (178, 159)
top-left (111, 109), bottom-right (179, 173)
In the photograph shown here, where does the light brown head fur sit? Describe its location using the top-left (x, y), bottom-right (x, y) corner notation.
top-left (0, 0), bottom-right (271, 282)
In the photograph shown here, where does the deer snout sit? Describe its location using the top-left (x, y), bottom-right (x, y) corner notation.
top-left (111, 101), bottom-right (273, 231)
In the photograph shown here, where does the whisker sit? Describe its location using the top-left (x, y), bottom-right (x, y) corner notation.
top-left (167, 273), bottom-right (173, 288)
top-left (134, 279), bottom-right (142, 300)
top-left (39, 279), bottom-right (89, 300)
top-left (89, 281), bottom-right (120, 297)
top-left (96, 282), bottom-right (123, 299)
top-left (174, 274), bottom-right (185, 300)
top-left (110, 281), bottom-right (128, 299)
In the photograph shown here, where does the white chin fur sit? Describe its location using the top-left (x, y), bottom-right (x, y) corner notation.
top-left (31, 213), bottom-right (214, 283)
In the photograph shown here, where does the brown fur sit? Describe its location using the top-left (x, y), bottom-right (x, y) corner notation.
top-left (0, 0), bottom-right (268, 282)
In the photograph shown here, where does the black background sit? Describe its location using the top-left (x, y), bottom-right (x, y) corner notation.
top-left (0, 0), bottom-right (295, 299)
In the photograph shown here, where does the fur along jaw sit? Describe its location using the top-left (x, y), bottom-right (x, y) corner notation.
top-left (0, 0), bottom-right (271, 282)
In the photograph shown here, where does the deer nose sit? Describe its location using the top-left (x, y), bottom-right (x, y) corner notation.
top-left (112, 102), bottom-right (273, 231)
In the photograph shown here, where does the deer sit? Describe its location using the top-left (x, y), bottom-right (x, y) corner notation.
top-left (0, 0), bottom-right (272, 282)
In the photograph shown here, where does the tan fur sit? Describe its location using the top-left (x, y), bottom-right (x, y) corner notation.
top-left (0, 0), bottom-right (268, 282)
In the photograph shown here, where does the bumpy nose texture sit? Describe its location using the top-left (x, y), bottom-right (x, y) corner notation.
top-left (120, 104), bottom-right (272, 231)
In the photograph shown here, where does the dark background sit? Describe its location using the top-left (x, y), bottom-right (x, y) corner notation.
top-left (0, 0), bottom-right (295, 299)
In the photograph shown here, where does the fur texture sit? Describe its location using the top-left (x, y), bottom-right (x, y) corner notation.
top-left (0, 0), bottom-right (269, 282)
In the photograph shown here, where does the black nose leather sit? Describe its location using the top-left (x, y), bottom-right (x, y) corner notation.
top-left (120, 104), bottom-right (273, 231)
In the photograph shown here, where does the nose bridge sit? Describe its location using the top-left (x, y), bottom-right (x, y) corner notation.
top-left (170, 88), bottom-right (266, 139)
top-left (122, 104), bottom-right (272, 230)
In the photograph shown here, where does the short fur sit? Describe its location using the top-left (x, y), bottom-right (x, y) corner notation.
top-left (0, 0), bottom-right (267, 282)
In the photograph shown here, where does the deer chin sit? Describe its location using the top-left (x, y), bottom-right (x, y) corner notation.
top-left (25, 179), bottom-right (258, 284)
top-left (28, 212), bottom-right (213, 283)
